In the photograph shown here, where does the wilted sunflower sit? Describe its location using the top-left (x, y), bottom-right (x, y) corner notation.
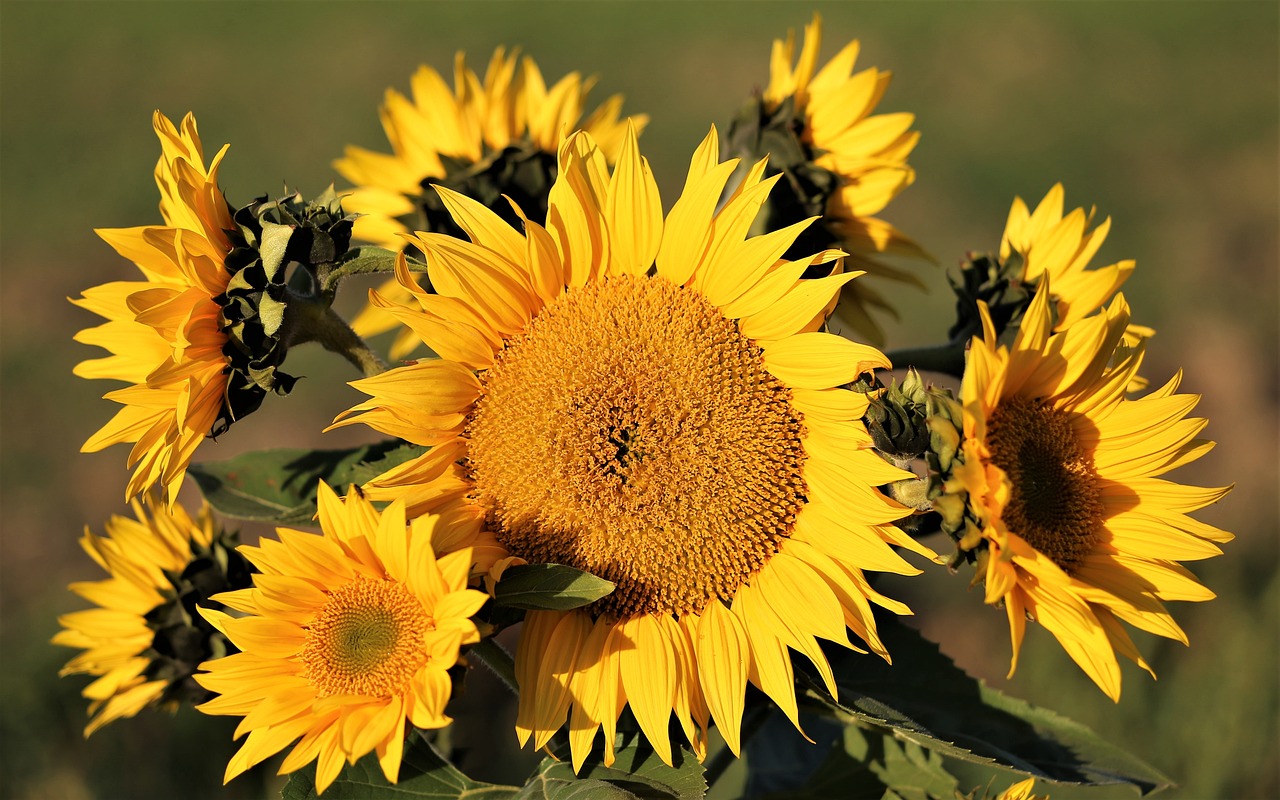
top-left (74, 112), bottom-right (237, 503)
top-left (331, 125), bottom-right (935, 769)
top-left (939, 284), bottom-right (1231, 700)
top-left (194, 483), bottom-right (491, 794)
top-left (334, 48), bottom-right (647, 359)
top-left (53, 492), bottom-right (249, 735)
top-left (730, 14), bottom-right (927, 344)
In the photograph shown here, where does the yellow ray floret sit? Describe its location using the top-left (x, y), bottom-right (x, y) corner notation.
top-left (73, 111), bottom-right (235, 504)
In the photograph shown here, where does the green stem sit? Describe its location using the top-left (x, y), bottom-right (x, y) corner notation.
top-left (290, 302), bottom-right (388, 377)
top-left (704, 703), bottom-right (771, 790)
top-left (882, 341), bottom-right (967, 378)
top-left (468, 637), bottom-right (519, 696)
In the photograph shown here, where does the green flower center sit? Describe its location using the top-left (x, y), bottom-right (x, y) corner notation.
top-left (301, 578), bottom-right (433, 697)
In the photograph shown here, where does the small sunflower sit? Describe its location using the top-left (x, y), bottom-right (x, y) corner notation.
top-left (1002, 183), bottom-right (1140, 334)
top-left (334, 48), bottom-right (648, 359)
top-left (74, 112), bottom-right (237, 503)
top-left (194, 483), bottom-right (491, 794)
top-left (331, 125), bottom-right (936, 770)
top-left (53, 492), bottom-right (249, 735)
top-left (996, 778), bottom-right (1049, 800)
top-left (730, 14), bottom-right (927, 344)
top-left (939, 283), bottom-right (1231, 700)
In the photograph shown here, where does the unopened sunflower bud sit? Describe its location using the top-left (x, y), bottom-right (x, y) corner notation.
top-left (866, 370), bottom-right (931, 460)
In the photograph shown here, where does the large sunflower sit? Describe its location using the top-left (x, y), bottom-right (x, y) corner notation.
top-left (736, 14), bottom-right (926, 343)
top-left (194, 483), bottom-right (491, 794)
top-left (53, 492), bottom-right (247, 735)
top-left (334, 48), bottom-right (648, 359)
top-left (331, 126), bottom-right (936, 769)
top-left (1002, 183), bottom-right (1138, 333)
top-left (941, 284), bottom-right (1231, 700)
top-left (74, 111), bottom-right (236, 503)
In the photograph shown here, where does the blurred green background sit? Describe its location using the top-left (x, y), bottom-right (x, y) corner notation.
top-left (2, 2), bottom-right (1275, 798)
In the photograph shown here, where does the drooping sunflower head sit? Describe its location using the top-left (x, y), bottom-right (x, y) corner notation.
top-left (75, 113), bottom-right (358, 503)
top-left (53, 491), bottom-right (251, 736)
top-left (194, 483), bottom-right (490, 795)
top-left (935, 283), bottom-right (1231, 700)
top-left (75, 112), bottom-right (240, 503)
top-left (729, 13), bottom-right (928, 344)
top-left (332, 124), bottom-right (937, 769)
top-left (335, 48), bottom-right (649, 358)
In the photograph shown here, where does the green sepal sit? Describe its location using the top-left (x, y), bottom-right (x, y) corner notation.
top-left (797, 614), bottom-right (1173, 795)
top-left (187, 440), bottom-right (427, 525)
top-left (491, 563), bottom-right (616, 611)
top-left (140, 524), bottom-right (254, 707)
top-left (946, 251), bottom-right (1036, 348)
top-left (210, 186), bottom-right (358, 436)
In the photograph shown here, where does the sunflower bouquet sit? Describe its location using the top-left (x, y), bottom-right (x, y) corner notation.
top-left (59, 15), bottom-right (1230, 800)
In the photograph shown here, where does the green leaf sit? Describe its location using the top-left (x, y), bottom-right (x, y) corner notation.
top-left (281, 733), bottom-right (518, 800)
top-left (762, 726), bottom-right (961, 800)
top-left (534, 733), bottom-right (707, 800)
top-left (491, 564), bottom-right (615, 611)
top-left (799, 614), bottom-right (1173, 795)
top-left (188, 440), bottom-right (426, 525)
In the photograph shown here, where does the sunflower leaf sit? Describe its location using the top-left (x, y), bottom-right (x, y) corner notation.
top-left (281, 732), bottom-right (518, 800)
top-left (796, 614), bottom-right (1173, 795)
top-left (188, 440), bottom-right (426, 525)
top-left (528, 733), bottom-right (707, 799)
top-left (491, 564), bottom-right (616, 611)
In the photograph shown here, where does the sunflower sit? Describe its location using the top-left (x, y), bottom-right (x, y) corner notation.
top-left (331, 125), bottom-right (936, 770)
top-left (53, 492), bottom-right (248, 735)
top-left (194, 483), bottom-right (491, 794)
top-left (731, 14), bottom-right (927, 344)
top-left (334, 48), bottom-right (648, 359)
top-left (1002, 183), bottom-right (1141, 334)
top-left (940, 283), bottom-right (1231, 700)
top-left (996, 778), bottom-right (1048, 800)
top-left (74, 111), bottom-right (236, 503)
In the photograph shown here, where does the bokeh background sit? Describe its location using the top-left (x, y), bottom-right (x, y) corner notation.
top-left (2, 2), bottom-right (1276, 798)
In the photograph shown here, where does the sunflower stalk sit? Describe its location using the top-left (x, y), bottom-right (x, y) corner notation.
top-left (882, 341), bottom-right (968, 378)
top-left (285, 299), bottom-right (387, 377)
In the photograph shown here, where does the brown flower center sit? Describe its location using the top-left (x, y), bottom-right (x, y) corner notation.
top-left (986, 395), bottom-right (1102, 573)
top-left (301, 578), bottom-right (433, 697)
top-left (466, 275), bottom-right (808, 618)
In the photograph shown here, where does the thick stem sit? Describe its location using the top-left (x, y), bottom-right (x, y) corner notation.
top-left (290, 302), bottom-right (388, 377)
top-left (883, 341), bottom-right (967, 378)
top-left (468, 637), bottom-right (519, 696)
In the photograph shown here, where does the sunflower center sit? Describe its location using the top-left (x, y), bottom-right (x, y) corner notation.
top-left (301, 578), bottom-right (433, 697)
top-left (466, 274), bottom-right (808, 619)
top-left (985, 395), bottom-right (1103, 573)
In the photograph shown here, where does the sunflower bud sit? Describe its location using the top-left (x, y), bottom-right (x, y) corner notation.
top-left (213, 187), bottom-right (356, 434)
top-left (865, 369), bottom-right (931, 461)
